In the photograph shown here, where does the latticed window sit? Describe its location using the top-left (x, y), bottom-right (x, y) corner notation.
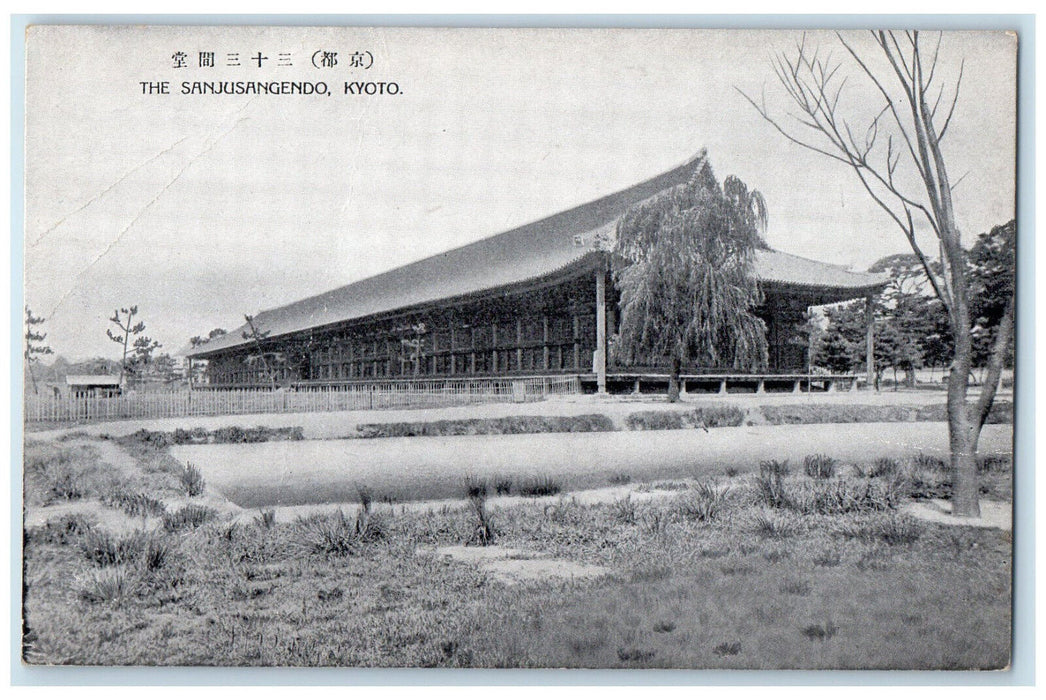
top-left (522, 318), bottom-right (544, 344)
top-left (435, 355), bottom-right (448, 375)
top-left (550, 316), bottom-right (574, 343)
top-left (454, 354), bottom-right (469, 374)
top-left (560, 346), bottom-right (575, 370)
top-left (577, 314), bottom-right (595, 345)
top-left (472, 326), bottom-right (492, 349)
top-left (453, 326), bottom-right (471, 350)
top-left (496, 320), bottom-right (517, 348)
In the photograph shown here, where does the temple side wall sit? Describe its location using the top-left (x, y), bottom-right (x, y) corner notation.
top-left (201, 271), bottom-right (872, 388)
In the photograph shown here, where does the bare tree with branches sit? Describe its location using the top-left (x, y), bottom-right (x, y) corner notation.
top-left (739, 30), bottom-right (1013, 517)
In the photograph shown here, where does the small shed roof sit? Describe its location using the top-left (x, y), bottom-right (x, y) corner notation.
top-left (187, 153), bottom-right (888, 358)
top-left (65, 375), bottom-right (121, 386)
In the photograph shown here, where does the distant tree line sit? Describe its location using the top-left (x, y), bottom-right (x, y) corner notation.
top-left (810, 220), bottom-right (1015, 389)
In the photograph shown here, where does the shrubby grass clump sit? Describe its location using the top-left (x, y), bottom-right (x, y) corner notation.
top-left (78, 529), bottom-right (169, 568)
top-left (290, 507), bottom-right (385, 557)
top-left (890, 453), bottom-right (956, 501)
top-left (463, 476), bottom-right (497, 546)
top-left (124, 429), bottom-right (173, 448)
top-left (179, 462), bottom-right (206, 497)
top-left (518, 475), bottom-right (562, 497)
top-left (754, 509), bottom-right (802, 539)
top-left (256, 509), bottom-right (277, 530)
top-left (754, 456), bottom-right (911, 515)
top-left (27, 513), bottom-right (96, 546)
top-left (624, 406), bottom-right (745, 431)
top-left (23, 444), bottom-right (98, 505)
top-left (122, 425), bottom-right (304, 448)
top-left (915, 401), bottom-right (1012, 424)
top-left (100, 487), bottom-right (166, 518)
top-left (761, 404), bottom-right (919, 425)
top-left (210, 426), bottom-right (305, 444)
top-left (77, 566), bottom-right (133, 604)
top-left (610, 495), bottom-right (637, 525)
top-left (290, 487), bottom-right (385, 557)
top-left (356, 414), bottom-right (615, 439)
top-left (755, 460), bottom-right (790, 509)
top-left (24, 442), bottom-right (141, 510)
top-left (163, 504), bottom-right (217, 532)
top-left (868, 457), bottom-right (900, 478)
top-left (803, 454), bottom-right (837, 479)
top-left (760, 402), bottom-right (1012, 427)
top-left (911, 453), bottom-right (948, 471)
top-left (691, 406), bottom-right (747, 428)
top-left (673, 482), bottom-right (729, 522)
top-left (978, 455), bottom-right (1011, 474)
top-left (837, 512), bottom-right (924, 546)
top-left (171, 427), bottom-right (211, 445)
top-left (793, 475), bottom-right (904, 515)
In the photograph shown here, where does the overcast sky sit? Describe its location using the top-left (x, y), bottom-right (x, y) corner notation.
top-left (24, 26), bottom-right (1017, 361)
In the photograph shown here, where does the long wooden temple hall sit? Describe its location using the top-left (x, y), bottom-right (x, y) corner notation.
top-left (186, 154), bottom-right (887, 395)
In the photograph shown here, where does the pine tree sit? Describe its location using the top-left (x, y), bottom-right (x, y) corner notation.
top-left (24, 306), bottom-right (54, 395)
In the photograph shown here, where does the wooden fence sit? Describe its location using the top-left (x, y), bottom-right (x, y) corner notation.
top-left (23, 376), bottom-right (581, 424)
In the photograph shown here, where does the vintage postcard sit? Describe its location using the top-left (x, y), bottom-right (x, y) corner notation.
top-left (21, 25), bottom-right (1016, 669)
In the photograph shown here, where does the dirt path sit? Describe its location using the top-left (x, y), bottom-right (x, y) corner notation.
top-left (170, 422), bottom-right (1013, 508)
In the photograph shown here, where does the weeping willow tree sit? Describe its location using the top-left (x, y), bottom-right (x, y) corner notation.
top-left (612, 151), bottom-right (769, 401)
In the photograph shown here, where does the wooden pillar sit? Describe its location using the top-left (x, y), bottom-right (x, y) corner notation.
top-left (865, 292), bottom-right (875, 391)
top-left (516, 318), bottom-right (523, 372)
top-left (470, 325), bottom-right (476, 375)
top-left (491, 322), bottom-right (498, 374)
top-left (572, 312), bottom-right (580, 371)
top-left (449, 324), bottom-right (456, 375)
top-left (187, 357), bottom-right (193, 391)
top-left (542, 316), bottom-right (550, 371)
top-left (595, 268), bottom-right (607, 394)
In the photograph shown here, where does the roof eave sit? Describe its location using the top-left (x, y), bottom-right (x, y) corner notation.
top-left (185, 251), bottom-right (607, 359)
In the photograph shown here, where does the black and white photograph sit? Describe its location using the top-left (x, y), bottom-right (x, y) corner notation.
top-left (19, 24), bottom-right (1018, 670)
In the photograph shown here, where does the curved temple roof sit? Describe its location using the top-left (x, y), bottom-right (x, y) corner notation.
top-left (187, 153), bottom-right (887, 358)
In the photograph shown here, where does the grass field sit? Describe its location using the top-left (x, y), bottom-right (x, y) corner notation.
top-left (21, 431), bottom-right (1012, 668)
